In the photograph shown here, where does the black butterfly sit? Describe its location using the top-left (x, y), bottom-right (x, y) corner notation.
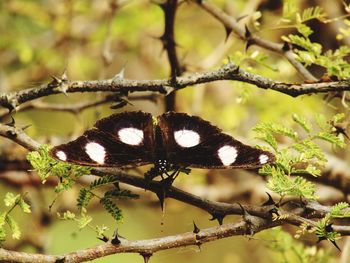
top-left (49, 111), bottom-right (275, 179)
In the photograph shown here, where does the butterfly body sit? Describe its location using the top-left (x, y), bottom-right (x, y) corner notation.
top-left (50, 111), bottom-right (275, 177)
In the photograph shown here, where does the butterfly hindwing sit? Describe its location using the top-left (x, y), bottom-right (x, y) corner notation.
top-left (158, 112), bottom-right (275, 169)
top-left (50, 111), bottom-right (155, 167)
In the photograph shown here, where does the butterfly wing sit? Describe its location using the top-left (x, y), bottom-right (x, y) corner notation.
top-left (157, 112), bottom-right (275, 169)
top-left (50, 111), bottom-right (155, 167)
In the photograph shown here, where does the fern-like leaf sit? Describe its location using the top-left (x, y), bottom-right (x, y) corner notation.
top-left (90, 175), bottom-right (119, 190)
top-left (100, 198), bottom-right (123, 221)
top-left (77, 188), bottom-right (93, 211)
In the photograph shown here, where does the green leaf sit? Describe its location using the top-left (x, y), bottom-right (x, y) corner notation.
top-left (6, 215), bottom-right (20, 240)
top-left (18, 199), bottom-right (31, 214)
top-left (282, 0), bottom-right (298, 22)
top-left (104, 189), bottom-right (139, 200)
top-left (27, 145), bottom-right (91, 185)
top-left (100, 198), bottom-right (123, 221)
top-left (333, 113), bottom-right (345, 123)
top-left (4, 193), bottom-right (19, 207)
top-left (316, 132), bottom-right (345, 148)
top-left (90, 175), bottom-right (119, 190)
top-left (254, 123), bottom-right (298, 140)
top-left (316, 114), bottom-right (333, 131)
top-left (292, 113), bottom-right (312, 133)
top-left (296, 23), bottom-right (313, 38)
top-left (0, 213), bottom-right (6, 229)
top-left (61, 211), bottom-right (76, 220)
top-left (95, 225), bottom-right (109, 237)
top-left (330, 202), bottom-right (350, 218)
top-left (300, 6), bottom-right (326, 23)
top-left (77, 188), bottom-right (93, 211)
top-left (77, 213), bottom-right (92, 229)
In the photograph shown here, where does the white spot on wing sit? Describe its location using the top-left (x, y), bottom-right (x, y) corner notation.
top-left (259, 154), bottom-right (269, 164)
top-left (56, 151), bottom-right (67, 161)
top-left (85, 142), bottom-right (106, 164)
top-left (174, 129), bottom-right (200, 148)
top-left (118, 128), bottom-right (144, 145)
top-left (218, 145), bottom-right (238, 166)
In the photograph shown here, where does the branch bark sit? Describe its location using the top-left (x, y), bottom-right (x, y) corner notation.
top-left (2, 62), bottom-right (350, 112)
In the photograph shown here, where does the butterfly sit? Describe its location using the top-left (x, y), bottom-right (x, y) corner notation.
top-left (49, 111), bottom-right (275, 179)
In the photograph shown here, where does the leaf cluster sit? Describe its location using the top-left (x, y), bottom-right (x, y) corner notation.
top-left (77, 175), bottom-right (139, 222)
top-left (265, 227), bottom-right (333, 263)
top-left (27, 145), bottom-right (91, 192)
top-left (255, 113), bottom-right (345, 200)
top-left (281, 2), bottom-right (350, 79)
top-left (0, 193), bottom-right (31, 246)
top-left (315, 202), bottom-right (350, 243)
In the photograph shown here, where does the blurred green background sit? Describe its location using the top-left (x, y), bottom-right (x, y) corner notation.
top-left (0, 0), bottom-right (346, 262)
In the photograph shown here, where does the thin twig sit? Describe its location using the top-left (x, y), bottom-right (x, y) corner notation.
top-left (194, 0), bottom-right (317, 81)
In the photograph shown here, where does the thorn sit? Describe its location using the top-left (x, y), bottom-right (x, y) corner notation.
top-left (5, 116), bottom-right (15, 127)
top-left (22, 124), bottom-right (32, 131)
top-left (110, 99), bottom-right (129, 109)
top-left (244, 25), bottom-right (251, 39)
top-left (193, 221), bottom-right (200, 234)
top-left (210, 213), bottom-right (224, 225)
top-left (61, 70), bottom-right (68, 81)
top-left (232, 66), bottom-right (240, 74)
top-left (325, 223), bottom-right (334, 232)
top-left (245, 39), bottom-right (254, 51)
top-left (196, 241), bottom-right (202, 251)
top-left (268, 207), bottom-right (279, 217)
top-left (97, 235), bottom-right (109, 243)
top-left (224, 26), bottom-right (232, 42)
top-left (140, 252), bottom-right (152, 263)
top-left (162, 85), bottom-right (174, 95)
top-left (238, 203), bottom-right (249, 217)
top-left (262, 192), bottom-right (275, 206)
top-left (331, 240), bottom-right (341, 252)
top-left (55, 71), bottom-right (69, 95)
top-left (155, 176), bottom-right (174, 210)
top-left (282, 42), bottom-right (291, 51)
top-left (48, 76), bottom-right (61, 89)
top-left (156, 190), bottom-right (165, 211)
top-left (317, 234), bottom-right (341, 252)
top-left (111, 230), bottom-right (121, 245)
top-left (55, 257), bottom-right (66, 263)
top-left (238, 203), bottom-right (254, 235)
top-left (6, 130), bottom-right (16, 137)
top-left (113, 62), bottom-right (127, 80)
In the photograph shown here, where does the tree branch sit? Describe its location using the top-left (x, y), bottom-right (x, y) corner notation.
top-left (0, 94), bottom-right (158, 120)
top-left (1, 62), bottom-right (350, 111)
top-left (194, 0), bottom-right (317, 81)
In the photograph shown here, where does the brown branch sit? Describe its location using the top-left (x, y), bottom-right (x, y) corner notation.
top-left (1, 62), bottom-right (350, 111)
top-left (0, 94), bottom-right (158, 120)
top-left (160, 0), bottom-right (183, 111)
top-left (194, 0), bottom-right (317, 81)
top-left (0, 124), bottom-right (40, 151)
top-left (1, 213), bottom-right (349, 263)
top-left (1, 115), bottom-right (350, 262)
top-left (0, 219), bottom-right (283, 263)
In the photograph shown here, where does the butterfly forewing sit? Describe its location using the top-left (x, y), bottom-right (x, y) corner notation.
top-left (50, 111), bottom-right (155, 167)
top-left (158, 112), bottom-right (275, 169)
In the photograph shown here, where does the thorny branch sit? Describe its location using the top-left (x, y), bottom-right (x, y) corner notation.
top-left (0, 121), bottom-right (350, 262)
top-left (0, 94), bottom-right (158, 121)
top-left (193, 0), bottom-right (318, 81)
top-left (1, 62), bottom-right (350, 112)
top-left (1, 1), bottom-right (350, 262)
top-left (160, 0), bottom-right (183, 111)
